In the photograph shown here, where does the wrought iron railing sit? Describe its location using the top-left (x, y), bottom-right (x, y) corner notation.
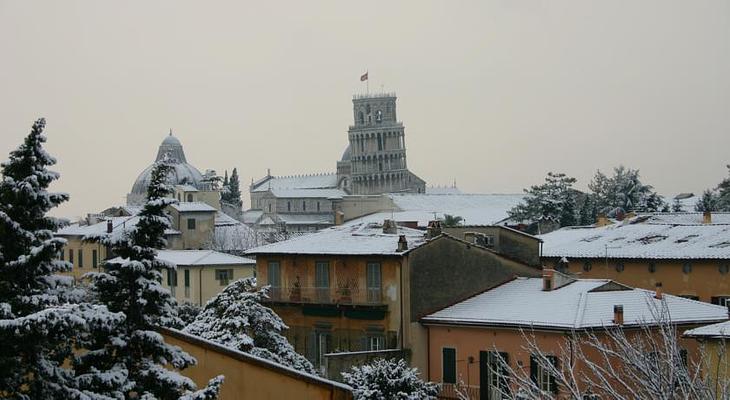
top-left (266, 286), bottom-right (383, 305)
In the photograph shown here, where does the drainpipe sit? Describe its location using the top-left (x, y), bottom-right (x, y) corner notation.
top-left (199, 267), bottom-right (203, 306)
top-left (400, 258), bottom-right (405, 351)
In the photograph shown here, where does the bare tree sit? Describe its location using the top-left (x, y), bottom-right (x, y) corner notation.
top-left (486, 299), bottom-right (729, 400)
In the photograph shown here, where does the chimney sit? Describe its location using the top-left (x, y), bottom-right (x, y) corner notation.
top-left (426, 220), bottom-right (442, 239)
top-left (542, 269), bottom-right (554, 291)
top-left (106, 219), bottom-right (113, 234)
top-left (397, 235), bottom-right (408, 252)
top-left (613, 305), bottom-right (624, 326)
top-left (596, 213), bottom-right (609, 227)
top-left (704, 211), bottom-right (712, 224)
top-left (383, 219), bottom-right (398, 234)
top-left (654, 282), bottom-right (663, 300)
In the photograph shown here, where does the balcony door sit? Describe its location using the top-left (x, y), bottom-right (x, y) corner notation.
top-left (315, 261), bottom-right (330, 303)
top-left (480, 351), bottom-right (510, 400)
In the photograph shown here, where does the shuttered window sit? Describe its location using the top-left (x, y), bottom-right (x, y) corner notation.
top-left (530, 354), bottom-right (558, 394)
top-left (268, 261), bottom-right (281, 287)
top-left (442, 347), bottom-right (456, 384)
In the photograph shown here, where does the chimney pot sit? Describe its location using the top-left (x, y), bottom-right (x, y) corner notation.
top-left (596, 213), bottom-right (609, 227)
top-left (426, 220), bottom-right (442, 239)
top-left (613, 305), bottom-right (624, 326)
top-left (397, 235), bottom-right (408, 251)
top-left (106, 219), bottom-right (113, 234)
top-left (703, 211), bottom-right (712, 224)
top-left (383, 219), bottom-right (398, 234)
top-left (655, 282), bottom-right (663, 300)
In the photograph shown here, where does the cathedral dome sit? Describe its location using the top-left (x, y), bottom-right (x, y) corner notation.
top-left (340, 144), bottom-right (352, 162)
top-left (129, 133), bottom-right (204, 199)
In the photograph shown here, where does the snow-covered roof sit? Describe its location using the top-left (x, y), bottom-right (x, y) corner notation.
top-left (636, 212), bottom-right (730, 225)
top-left (175, 184), bottom-right (199, 192)
top-left (215, 211), bottom-right (241, 227)
top-left (426, 186), bottom-right (462, 195)
top-left (245, 222), bottom-right (427, 256)
top-left (539, 215), bottom-right (730, 260)
top-left (422, 277), bottom-right (728, 330)
top-left (251, 173), bottom-right (338, 193)
top-left (242, 209), bottom-right (264, 224)
top-left (267, 213), bottom-right (335, 226)
top-left (170, 202), bottom-right (217, 213)
top-left (57, 216), bottom-right (181, 237)
top-left (684, 320), bottom-right (730, 339)
top-left (109, 250), bottom-right (255, 266)
top-left (270, 188), bottom-right (346, 199)
top-left (346, 193), bottom-right (525, 227)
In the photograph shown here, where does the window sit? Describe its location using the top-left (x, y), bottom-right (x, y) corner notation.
top-left (302, 201), bottom-right (306, 211)
top-left (215, 269), bottom-right (233, 286)
top-left (317, 201), bottom-right (321, 212)
top-left (368, 336), bottom-right (385, 351)
top-left (483, 351), bottom-right (510, 399)
top-left (78, 250), bottom-right (84, 268)
top-left (167, 269), bottom-right (178, 296)
top-left (184, 269), bottom-right (190, 297)
top-left (69, 248), bottom-right (74, 265)
top-left (377, 133), bottom-right (383, 150)
top-left (187, 218), bottom-right (196, 230)
top-left (287, 202), bottom-right (291, 212)
top-left (315, 261), bottom-right (330, 302)
top-left (268, 261), bottom-right (281, 289)
top-left (442, 348), bottom-right (456, 384)
top-left (187, 194), bottom-right (193, 202)
top-left (366, 262), bottom-right (382, 303)
top-left (531, 355), bottom-right (558, 394)
top-left (583, 261), bottom-right (592, 272)
top-left (720, 263), bottom-right (729, 275)
top-left (376, 110), bottom-right (383, 123)
top-left (711, 296), bottom-right (730, 307)
top-left (648, 262), bottom-right (657, 273)
top-left (92, 250), bottom-right (98, 268)
top-left (683, 262), bottom-right (692, 274)
top-left (615, 262), bottom-right (624, 272)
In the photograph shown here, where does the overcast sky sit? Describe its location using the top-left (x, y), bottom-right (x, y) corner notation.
top-left (1, 0), bottom-right (728, 218)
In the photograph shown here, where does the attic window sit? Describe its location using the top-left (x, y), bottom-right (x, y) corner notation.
top-left (710, 242), bottom-right (730, 249)
top-left (581, 235), bottom-right (601, 242)
top-left (634, 235), bottom-right (667, 245)
top-left (675, 234), bottom-right (699, 243)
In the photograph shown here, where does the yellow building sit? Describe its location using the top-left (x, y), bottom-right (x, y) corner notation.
top-left (539, 212), bottom-right (730, 303)
top-left (685, 320), bottom-right (730, 395)
top-left (245, 220), bottom-right (541, 377)
top-left (154, 250), bottom-right (255, 306)
top-left (160, 327), bottom-right (354, 400)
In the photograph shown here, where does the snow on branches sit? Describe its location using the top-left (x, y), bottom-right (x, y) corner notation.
top-left (341, 358), bottom-right (439, 400)
top-left (184, 277), bottom-right (317, 375)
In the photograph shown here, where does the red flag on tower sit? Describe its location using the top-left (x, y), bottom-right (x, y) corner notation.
top-left (360, 72), bottom-right (368, 81)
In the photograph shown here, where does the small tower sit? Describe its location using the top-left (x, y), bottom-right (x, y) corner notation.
top-left (344, 93), bottom-right (425, 195)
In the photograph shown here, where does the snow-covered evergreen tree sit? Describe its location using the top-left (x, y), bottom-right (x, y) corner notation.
top-left (716, 165), bottom-right (730, 211)
top-left (184, 277), bottom-right (316, 374)
top-left (508, 172), bottom-right (579, 228)
top-left (588, 166), bottom-right (665, 213)
top-left (341, 358), bottom-right (439, 400)
top-left (672, 198), bottom-right (684, 212)
top-left (0, 118), bottom-right (127, 399)
top-left (227, 168), bottom-right (241, 206)
top-left (82, 156), bottom-right (222, 399)
top-left (695, 189), bottom-right (720, 212)
top-left (578, 194), bottom-right (598, 225)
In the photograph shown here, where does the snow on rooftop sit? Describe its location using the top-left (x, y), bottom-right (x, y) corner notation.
top-left (685, 320), bottom-right (730, 339)
top-left (638, 212), bottom-right (730, 225)
top-left (422, 277), bottom-right (728, 329)
top-left (215, 211), bottom-right (242, 227)
top-left (251, 173), bottom-right (338, 193)
top-left (245, 222), bottom-right (427, 256)
top-left (346, 193), bottom-right (525, 227)
top-left (539, 215), bottom-right (730, 260)
top-left (57, 216), bottom-right (180, 236)
top-left (171, 202), bottom-right (217, 212)
top-left (109, 250), bottom-right (255, 266)
top-left (175, 184), bottom-right (199, 192)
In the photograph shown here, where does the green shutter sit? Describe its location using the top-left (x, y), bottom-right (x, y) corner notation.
top-left (442, 348), bottom-right (456, 384)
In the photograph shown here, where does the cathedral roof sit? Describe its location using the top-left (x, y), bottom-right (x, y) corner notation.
top-left (340, 144), bottom-right (352, 162)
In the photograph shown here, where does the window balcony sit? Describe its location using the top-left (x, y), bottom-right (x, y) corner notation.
top-left (265, 286), bottom-right (384, 306)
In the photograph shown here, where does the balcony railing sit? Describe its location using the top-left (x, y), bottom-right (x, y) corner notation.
top-left (438, 383), bottom-right (480, 399)
top-left (266, 286), bottom-right (383, 305)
